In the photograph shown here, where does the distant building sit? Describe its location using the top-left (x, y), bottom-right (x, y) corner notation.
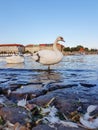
top-left (25, 44), bottom-right (40, 53)
top-left (0, 43), bottom-right (64, 55)
top-left (25, 43), bottom-right (64, 53)
top-left (39, 44), bottom-right (53, 51)
top-left (0, 44), bottom-right (25, 54)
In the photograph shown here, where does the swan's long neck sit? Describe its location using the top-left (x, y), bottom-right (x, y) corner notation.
top-left (53, 40), bottom-right (59, 51)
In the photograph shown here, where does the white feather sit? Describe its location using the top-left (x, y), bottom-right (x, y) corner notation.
top-left (87, 105), bottom-right (97, 113)
top-left (80, 105), bottom-right (98, 129)
top-left (60, 121), bottom-right (78, 128)
top-left (17, 99), bottom-right (27, 107)
top-left (42, 106), bottom-right (59, 124)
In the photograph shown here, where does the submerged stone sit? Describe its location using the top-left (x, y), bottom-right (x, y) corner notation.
top-left (80, 83), bottom-right (96, 87)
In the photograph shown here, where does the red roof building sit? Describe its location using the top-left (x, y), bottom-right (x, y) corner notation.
top-left (0, 44), bottom-right (25, 54)
top-left (0, 44), bottom-right (24, 47)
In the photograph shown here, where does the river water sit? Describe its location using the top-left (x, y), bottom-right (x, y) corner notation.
top-left (0, 54), bottom-right (98, 101)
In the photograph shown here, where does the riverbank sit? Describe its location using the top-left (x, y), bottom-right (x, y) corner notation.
top-left (63, 51), bottom-right (98, 56)
top-left (0, 77), bottom-right (98, 130)
top-left (0, 55), bottom-right (98, 129)
top-left (0, 66), bottom-right (98, 129)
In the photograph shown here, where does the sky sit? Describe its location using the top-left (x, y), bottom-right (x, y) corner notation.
top-left (0, 0), bottom-right (98, 49)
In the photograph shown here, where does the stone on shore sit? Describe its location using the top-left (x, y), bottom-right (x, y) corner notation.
top-left (0, 95), bottom-right (30, 125)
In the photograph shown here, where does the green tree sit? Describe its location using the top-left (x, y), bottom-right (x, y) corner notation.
top-left (63, 47), bottom-right (71, 51)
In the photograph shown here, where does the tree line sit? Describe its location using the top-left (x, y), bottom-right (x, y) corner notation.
top-left (63, 45), bottom-right (98, 52)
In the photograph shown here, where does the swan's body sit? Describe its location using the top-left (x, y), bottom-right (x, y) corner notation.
top-left (33, 50), bottom-right (63, 65)
top-left (6, 55), bottom-right (24, 64)
top-left (80, 105), bottom-right (98, 129)
top-left (32, 36), bottom-right (65, 69)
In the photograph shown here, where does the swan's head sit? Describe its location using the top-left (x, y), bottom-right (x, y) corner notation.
top-left (56, 36), bottom-right (65, 42)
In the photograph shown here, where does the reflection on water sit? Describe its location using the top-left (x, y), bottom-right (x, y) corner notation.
top-left (0, 55), bottom-right (98, 98)
top-left (0, 55), bottom-right (98, 82)
top-left (0, 55), bottom-right (98, 70)
top-left (5, 63), bottom-right (25, 68)
top-left (0, 55), bottom-right (97, 85)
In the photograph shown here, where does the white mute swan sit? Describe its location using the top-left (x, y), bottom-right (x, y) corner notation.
top-left (6, 54), bottom-right (24, 64)
top-left (32, 36), bottom-right (65, 70)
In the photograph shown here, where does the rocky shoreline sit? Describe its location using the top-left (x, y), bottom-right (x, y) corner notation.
top-left (0, 69), bottom-right (98, 130)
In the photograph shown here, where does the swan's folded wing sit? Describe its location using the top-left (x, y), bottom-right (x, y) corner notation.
top-left (38, 50), bottom-right (56, 58)
top-left (32, 50), bottom-right (56, 61)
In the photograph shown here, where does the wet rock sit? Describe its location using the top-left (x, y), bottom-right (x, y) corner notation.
top-left (14, 122), bottom-right (29, 130)
top-left (0, 95), bottom-right (30, 125)
top-left (32, 124), bottom-right (56, 130)
top-left (29, 94), bottom-right (81, 118)
top-left (0, 106), bottom-right (29, 125)
top-left (57, 125), bottom-right (85, 130)
top-left (8, 84), bottom-right (22, 91)
top-left (0, 121), bottom-right (29, 130)
top-left (55, 98), bottom-right (78, 114)
top-left (29, 93), bottom-right (54, 107)
top-left (10, 91), bottom-right (29, 101)
top-left (43, 82), bottom-right (78, 92)
top-left (32, 124), bottom-right (86, 130)
top-left (8, 83), bottom-right (78, 101)
top-left (0, 84), bottom-right (21, 95)
top-left (29, 88), bottom-right (88, 116)
top-left (80, 83), bottom-right (96, 88)
top-left (0, 94), bottom-right (13, 106)
top-left (9, 84), bottom-right (42, 100)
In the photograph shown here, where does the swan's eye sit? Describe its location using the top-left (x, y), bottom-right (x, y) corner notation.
top-left (60, 37), bottom-right (63, 40)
